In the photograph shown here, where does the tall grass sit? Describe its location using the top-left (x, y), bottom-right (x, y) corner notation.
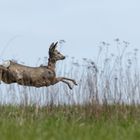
top-left (0, 39), bottom-right (140, 140)
top-left (0, 39), bottom-right (139, 106)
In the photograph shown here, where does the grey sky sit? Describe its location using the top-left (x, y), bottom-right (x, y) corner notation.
top-left (0, 0), bottom-right (140, 65)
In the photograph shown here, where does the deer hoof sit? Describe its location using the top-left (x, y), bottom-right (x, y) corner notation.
top-left (73, 80), bottom-right (78, 85)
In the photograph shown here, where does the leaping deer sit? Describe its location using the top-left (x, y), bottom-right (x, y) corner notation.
top-left (0, 42), bottom-right (77, 89)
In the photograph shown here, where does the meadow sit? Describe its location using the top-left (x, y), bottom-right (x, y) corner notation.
top-left (0, 105), bottom-right (140, 140)
top-left (0, 39), bottom-right (140, 140)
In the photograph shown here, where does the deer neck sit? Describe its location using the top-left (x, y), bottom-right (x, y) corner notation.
top-left (47, 58), bottom-right (56, 71)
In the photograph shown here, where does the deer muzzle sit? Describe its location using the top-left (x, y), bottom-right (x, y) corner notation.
top-left (62, 56), bottom-right (66, 60)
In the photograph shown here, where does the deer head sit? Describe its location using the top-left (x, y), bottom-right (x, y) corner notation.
top-left (49, 42), bottom-right (65, 61)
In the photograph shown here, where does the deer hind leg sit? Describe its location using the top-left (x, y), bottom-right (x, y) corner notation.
top-left (0, 69), bottom-right (2, 84)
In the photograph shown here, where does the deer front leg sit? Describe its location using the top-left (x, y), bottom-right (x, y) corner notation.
top-left (54, 77), bottom-right (74, 89)
top-left (61, 80), bottom-right (73, 89)
top-left (60, 77), bottom-right (77, 85)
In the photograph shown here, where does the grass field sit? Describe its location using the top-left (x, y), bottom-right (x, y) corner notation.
top-left (0, 40), bottom-right (139, 140)
top-left (0, 105), bottom-right (140, 140)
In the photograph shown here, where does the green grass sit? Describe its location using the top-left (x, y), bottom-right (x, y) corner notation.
top-left (0, 105), bottom-right (140, 140)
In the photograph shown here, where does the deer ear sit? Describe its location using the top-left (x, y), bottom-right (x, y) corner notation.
top-left (54, 42), bottom-right (58, 48)
top-left (52, 41), bottom-right (58, 50)
top-left (49, 42), bottom-right (55, 50)
top-left (49, 42), bottom-right (58, 51)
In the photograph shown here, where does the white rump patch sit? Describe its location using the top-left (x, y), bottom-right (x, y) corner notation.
top-left (2, 60), bottom-right (11, 68)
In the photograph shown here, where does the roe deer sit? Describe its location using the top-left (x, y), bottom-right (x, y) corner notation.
top-left (0, 42), bottom-right (77, 89)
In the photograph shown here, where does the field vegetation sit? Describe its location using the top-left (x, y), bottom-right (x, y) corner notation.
top-left (0, 39), bottom-right (140, 140)
top-left (0, 105), bottom-right (140, 140)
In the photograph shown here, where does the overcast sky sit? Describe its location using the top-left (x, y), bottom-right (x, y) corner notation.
top-left (0, 0), bottom-right (140, 65)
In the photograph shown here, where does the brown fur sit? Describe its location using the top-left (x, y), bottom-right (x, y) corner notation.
top-left (0, 42), bottom-right (77, 89)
